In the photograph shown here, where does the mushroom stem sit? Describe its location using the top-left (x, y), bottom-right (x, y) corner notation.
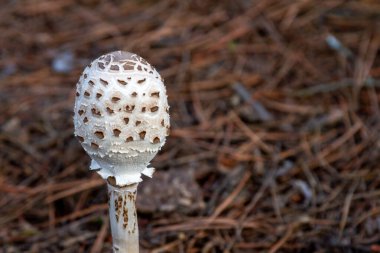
top-left (107, 182), bottom-right (139, 253)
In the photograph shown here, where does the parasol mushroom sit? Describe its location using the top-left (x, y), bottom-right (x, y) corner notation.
top-left (74, 51), bottom-right (170, 252)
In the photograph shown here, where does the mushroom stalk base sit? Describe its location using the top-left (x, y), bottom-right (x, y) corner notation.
top-left (108, 183), bottom-right (139, 253)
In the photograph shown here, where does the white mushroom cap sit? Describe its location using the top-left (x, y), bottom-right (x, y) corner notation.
top-left (74, 51), bottom-right (170, 186)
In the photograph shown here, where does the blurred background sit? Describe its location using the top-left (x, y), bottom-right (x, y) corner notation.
top-left (1, 0), bottom-right (380, 252)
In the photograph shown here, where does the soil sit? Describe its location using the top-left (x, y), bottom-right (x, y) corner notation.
top-left (1, 0), bottom-right (380, 252)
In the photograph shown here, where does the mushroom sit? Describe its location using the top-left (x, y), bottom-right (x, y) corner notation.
top-left (73, 51), bottom-right (170, 252)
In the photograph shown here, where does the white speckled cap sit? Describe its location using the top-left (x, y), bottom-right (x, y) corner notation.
top-left (74, 51), bottom-right (170, 186)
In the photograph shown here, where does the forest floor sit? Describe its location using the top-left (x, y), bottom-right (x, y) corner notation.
top-left (1, 0), bottom-right (380, 252)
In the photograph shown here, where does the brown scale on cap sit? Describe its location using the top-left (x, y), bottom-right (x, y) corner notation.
top-left (113, 129), bottom-right (121, 137)
top-left (95, 131), bottom-right (105, 139)
top-left (125, 105), bottom-right (135, 112)
top-left (112, 97), bottom-right (121, 103)
top-left (151, 92), bottom-right (159, 97)
top-left (139, 131), bottom-right (146, 140)
top-left (91, 108), bottom-right (101, 116)
top-left (110, 65), bottom-right (119, 71)
top-left (123, 63), bottom-right (134, 71)
top-left (98, 62), bottom-right (105, 69)
top-left (118, 79), bottom-right (127, 85)
top-left (100, 78), bottom-right (108, 86)
top-left (106, 107), bottom-right (114, 114)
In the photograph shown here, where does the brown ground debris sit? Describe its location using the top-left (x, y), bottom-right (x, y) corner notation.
top-left (1, 0), bottom-right (380, 252)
